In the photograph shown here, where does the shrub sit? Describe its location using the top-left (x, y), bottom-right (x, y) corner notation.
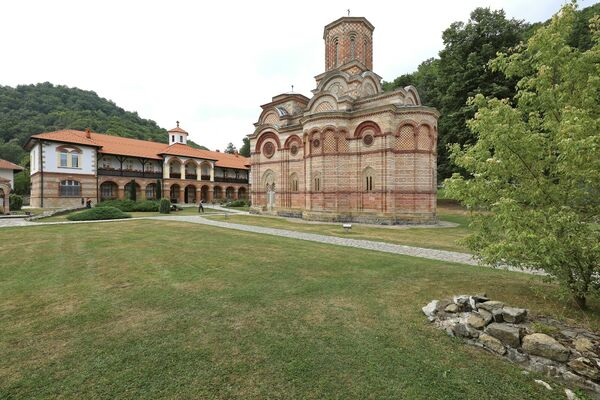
top-left (9, 194), bottom-right (23, 211)
top-left (159, 198), bottom-right (171, 214)
top-left (226, 199), bottom-right (248, 208)
top-left (132, 200), bottom-right (159, 212)
top-left (67, 206), bottom-right (131, 221)
top-left (97, 199), bottom-right (136, 211)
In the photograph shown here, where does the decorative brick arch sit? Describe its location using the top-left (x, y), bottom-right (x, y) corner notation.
top-left (284, 134), bottom-right (302, 149)
top-left (254, 131), bottom-right (282, 153)
top-left (395, 121), bottom-right (418, 151)
top-left (354, 121), bottom-right (382, 138)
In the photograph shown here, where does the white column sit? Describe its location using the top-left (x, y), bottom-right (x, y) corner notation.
top-left (210, 162), bottom-right (215, 182)
top-left (180, 161), bottom-right (186, 180)
top-left (163, 158), bottom-right (170, 179)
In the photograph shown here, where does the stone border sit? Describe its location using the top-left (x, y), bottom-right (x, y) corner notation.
top-left (423, 295), bottom-right (600, 395)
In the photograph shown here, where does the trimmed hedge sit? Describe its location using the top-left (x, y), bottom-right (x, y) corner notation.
top-left (67, 206), bottom-right (131, 221)
top-left (9, 194), bottom-right (23, 211)
top-left (159, 198), bottom-right (171, 214)
top-left (226, 199), bottom-right (249, 208)
top-left (96, 199), bottom-right (159, 212)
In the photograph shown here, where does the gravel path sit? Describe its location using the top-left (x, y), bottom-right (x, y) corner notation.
top-left (149, 215), bottom-right (544, 275)
top-left (0, 213), bottom-right (543, 275)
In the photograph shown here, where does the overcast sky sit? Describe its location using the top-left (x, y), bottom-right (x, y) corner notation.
top-left (1, 0), bottom-right (593, 151)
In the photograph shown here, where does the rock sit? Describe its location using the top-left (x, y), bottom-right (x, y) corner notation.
top-left (561, 329), bottom-right (579, 339)
top-left (502, 307), bottom-right (528, 324)
top-left (478, 309), bottom-right (493, 325)
top-left (506, 347), bottom-right (529, 363)
top-left (522, 333), bottom-right (570, 362)
top-left (445, 303), bottom-right (459, 313)
top-left (478, 300), bottom-right (504, 312)
top-left (472, 293), bottom-right (489, 302)
top-left (485, 323), bottom-right (522, 348)
top-left (467, 313), bottom-right (487, 330)
top-left (492, 308), bottom-right (504, 323)
top-left (568, 357), bottom-right (600, 380)
top-left (453, 295), bottom-right (471, 311)
top-left (479, 333), bottom-right (506, 355)
top-left (573, 337), bottom-right (594, 353)
top-left (534, 379), bottom-right (552, 390)
top-left (452, 322), bottom-right (480, 339)
top-left (422, 300), bottom-right (438, 321)
top-left (564, 388), bottom-right (579, 400)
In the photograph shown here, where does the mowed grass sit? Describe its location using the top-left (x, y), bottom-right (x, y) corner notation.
top-left (37, 205), bottom-right (223, 222)
top-left (1, 221), bottom-right (598, 399)
top-left (206, 204), bottom-right (471, 252)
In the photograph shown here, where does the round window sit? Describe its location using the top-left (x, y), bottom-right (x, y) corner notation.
top-left (313, 139), bottom-right (320, 148)
top-left (363, 134), bottom-right (374, 146)
top-left (263, 142), bottom-right (275, 158)
top-left (290, 144), bottom-right (298, 156)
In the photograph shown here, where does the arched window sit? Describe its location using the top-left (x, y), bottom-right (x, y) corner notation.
top-left (363, 167), bottom-right (375, 192)
top-left (59, 180), bottom-right (81, 197)
top-left (333, 37), bottom-right (339, 67)
top-left (57, 145), bottom-right (81, 168)
top-left (350, 34), bottom-right (356, 60)
top-left (145, 183), bottom-right (156, 200)
top-left (313, 173), bottom-right (322, 192)
top-left (100, 181), bottom-right (117, 200)
top-left (363, 39), bottom-right (368, 64)
top-left (289, 173), bottom-right (299, 192)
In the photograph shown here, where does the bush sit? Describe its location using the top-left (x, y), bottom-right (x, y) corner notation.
top-left (9, 194), bottom-right (23, 211)
top-left (159, 198), bottom-right (171, 214)
top-left (97, 199), bottom-right (136, 211)
top-left (226, 199), bottom-right (248, 208)
top-left (132, 200), bottom-right (159, 212)
top-left (67, 206), bottom-right (131, 221)
top-left (96, 199), bottom-right (159, 212)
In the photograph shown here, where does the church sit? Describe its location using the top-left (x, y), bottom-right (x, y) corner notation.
top-left (249, 16), bottom-right (440, 224)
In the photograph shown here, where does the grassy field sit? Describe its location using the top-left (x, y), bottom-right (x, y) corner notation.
top-left (37, 206), bottom-right (223, 222)
top-left (206, 204), bottom-right (471, 252)
top-left (1, 220), bottom-right (598, 399)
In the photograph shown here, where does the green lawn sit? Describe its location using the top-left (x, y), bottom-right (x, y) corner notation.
top-left (1, 221), bottom-right (597, 399)
top-left (205, 205), bottom-right (471, 252)
top-left (37, 206), bottom-right (223, 222)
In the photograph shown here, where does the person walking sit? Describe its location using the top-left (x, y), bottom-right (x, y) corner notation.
top-left (198, 199), bottom-right (204, 213)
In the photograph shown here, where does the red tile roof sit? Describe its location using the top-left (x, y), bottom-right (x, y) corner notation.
top-left (0, 159), bottom-right (23, 171)
top-left (168, 126), bottom-right (188, 134)
top-left (27, 130), bottom-right (249, 169)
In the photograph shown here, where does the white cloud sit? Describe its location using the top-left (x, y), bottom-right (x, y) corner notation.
top-left (0, 0), bottom-right (573, 150)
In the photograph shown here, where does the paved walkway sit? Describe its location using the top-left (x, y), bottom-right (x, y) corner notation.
top-left (148, 215), bottom-right (544, 275)
top-left (0, 213), bottom-right (543, 275)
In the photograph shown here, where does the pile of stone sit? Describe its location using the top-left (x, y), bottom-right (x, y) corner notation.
top-left (422, 295), bottom-right (600, 395)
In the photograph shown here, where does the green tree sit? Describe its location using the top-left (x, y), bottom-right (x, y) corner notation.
top-left (224, 142), bottom-right (237, 154)
top-left (445, 3), bottom-right (600, 308)
top-left (239, 137), bottom-right (250, 157)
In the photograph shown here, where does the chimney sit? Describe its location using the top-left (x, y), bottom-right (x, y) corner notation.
top-left (85, 128), bottom-right (91, 139)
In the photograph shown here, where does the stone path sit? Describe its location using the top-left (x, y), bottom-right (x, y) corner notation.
top-left (0, 213), bottom-right (543, 275)
top-left (148, 215), bottom-right (545, 275)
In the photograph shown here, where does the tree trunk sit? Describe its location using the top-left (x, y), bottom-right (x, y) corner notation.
top-left (574, 294), bottom-right (587, 310)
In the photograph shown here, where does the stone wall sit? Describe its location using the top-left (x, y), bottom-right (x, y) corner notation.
top-left (423, 295), bottom-right (600, 395)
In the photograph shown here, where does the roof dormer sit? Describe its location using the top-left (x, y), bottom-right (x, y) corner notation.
top-left (168, 121), bottom-right (188, 145)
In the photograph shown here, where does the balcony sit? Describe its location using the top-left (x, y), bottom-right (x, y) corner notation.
top-left (185, 174), bottom-right (197, 180)
top-left (170, 172), bottom-right (181, 179)
top-left (201, 174), bottom-right (211, 180)
top-left (98, 168), bottom-right (161, 179)
top-left (216, 177), bottom-right (249, 184)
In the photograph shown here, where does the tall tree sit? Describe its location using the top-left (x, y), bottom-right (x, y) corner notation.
top-left (445, 3), bottom-right (600, 308)
top-left (435, 8), bottom-right (527, 179)
top-left (224, 142), bottom-right (237, 154)
top-left (239, 137), bottom-right (250, 157)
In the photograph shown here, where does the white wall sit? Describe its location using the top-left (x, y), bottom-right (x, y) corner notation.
top-left (42, 142), bottom-right (96, 175)
top-left (30, 143), bottom-right (40, 174)
top-left (0, 169), bottom-right (14, 188)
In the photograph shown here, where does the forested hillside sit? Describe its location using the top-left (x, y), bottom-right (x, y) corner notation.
top-left (383, 3), bottom-right (599, 180)
top-left (0, 82), bottom-right (206, 165)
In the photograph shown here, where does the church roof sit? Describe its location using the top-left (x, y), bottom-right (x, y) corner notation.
top-left (26, 130), bottom-right (249, 169)
top-left (323, 16), bottom-right (374, 38)
top-left (0, 159), bottom-right (23, 171)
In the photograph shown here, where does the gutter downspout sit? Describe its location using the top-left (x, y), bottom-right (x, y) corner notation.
top-left (39, 139), bottom-right (44, 208)
top-left (96, 149), bottom-right (99, 204)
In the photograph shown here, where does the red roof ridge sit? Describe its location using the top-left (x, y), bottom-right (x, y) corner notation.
top-left (0, 159), bottom-right (24, 171)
